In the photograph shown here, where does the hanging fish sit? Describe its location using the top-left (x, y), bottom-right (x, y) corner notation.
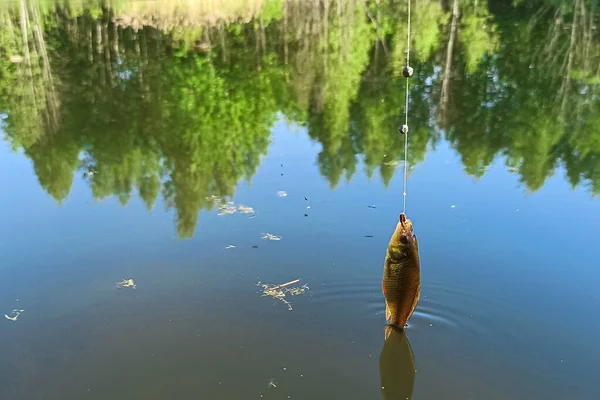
top-left (382, 213), bottom-right (421, 329)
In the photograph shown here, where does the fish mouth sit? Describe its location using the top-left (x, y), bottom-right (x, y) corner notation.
top-left (399, 213), bottom-right (414, 233)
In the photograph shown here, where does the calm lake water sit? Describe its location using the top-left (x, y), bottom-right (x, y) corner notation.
top-left (1, 0), bottom-right (600, 399)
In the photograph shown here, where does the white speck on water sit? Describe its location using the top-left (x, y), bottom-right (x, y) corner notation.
top-left (283, 367), bottom-right (287, 371)
top-left (277, 191), bottom-right (288, 197)
top-left (219, 382), bottom-right (222, 385)
top-left (368, 354), bottom-right (372, 358)
top-left (306, 206), bottom-right (311, 209)
top-left (451, 204), bottom-right (456, 208)
top-left (560, 359), bottom-right (564, 363)
top-left (516, 209), bottom-right (520, 212)
top-left (430, 324), bottom-right (433, 327)
top-left (262, 233), bottom-right (282, 241)
top-left (300, 374), bottom-right (303, 378)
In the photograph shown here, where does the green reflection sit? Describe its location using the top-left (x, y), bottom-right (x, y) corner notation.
top-left (1, 0), bottom-right (599, 237)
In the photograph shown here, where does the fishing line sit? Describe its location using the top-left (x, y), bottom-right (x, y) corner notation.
top-left (401, 0), bottom-right (413, 215)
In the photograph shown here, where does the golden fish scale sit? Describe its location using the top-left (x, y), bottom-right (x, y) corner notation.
top-left (382, 219), bottom-right (421, 328)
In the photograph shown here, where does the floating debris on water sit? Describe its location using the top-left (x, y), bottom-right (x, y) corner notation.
top-left (116, 279), bottom-right (136, 289)
top-left (224, 245), bottom-right (236, 250)
top-left (252, 245), bottom-right (259, 249)
top-left (304, 197), bottom-right (308, 201)
top-left (258, 279), bottom-right (309, 311)
top-left (237, 205), bottom-right (254, 214)
top-left (207, 196), bottom-right (256, 216)
top-left (268, 379), bottom-right (278, 388)
top-left (262, 233), bottom-right (282, 241)
top-left (217, 202), bottom-right (238, 216)
top-left (304, 214), bottom-right (308, 217)
top-left (367, 205), bottom-right (377, 209)
top-left (364, 235), bottom-right (374, 238)
top-left (277, 191), bottom-right (287, 197)
top-left (4, 309), bottom-right (24, 322)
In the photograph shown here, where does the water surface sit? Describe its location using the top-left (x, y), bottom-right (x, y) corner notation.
top-left (1, 1), bottom-right (599, 399)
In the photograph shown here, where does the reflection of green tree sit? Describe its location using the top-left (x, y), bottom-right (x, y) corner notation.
top-left (444, 0), bottom-right (600, 195)
top-left (159, 48), bottom-right (277, 237)
top-left (0, 1), bottom-right (60, 149)
top-left (1, 6), bottom-right (281, 238)
top-left (1, 0), bottom-right (600, 242)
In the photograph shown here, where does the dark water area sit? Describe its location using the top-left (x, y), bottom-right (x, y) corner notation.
top-left (1, 0), bottom-right (600, 399)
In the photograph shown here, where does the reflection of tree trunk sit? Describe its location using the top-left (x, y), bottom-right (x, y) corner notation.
top-left (255, 21), bottom-right (261, 71)
top-left (87, 20), bottom-right (93, 62)
top-left (363, 0), bottom-right (387, 57)
top-left (219, 23), bottom-right (227, 63)
top-left (283, 0), bottom-right (288, 66)
top-left (440, 0), bottom-right (459, 125)
top-left (560, 0), bottom-right (580, 113)
top-left (19, 0), bottom-right (39, 115)
top-left (31, 3), bottom-right (60, 132)
top-left (324, 0), bottom-right (329, 76)
top-left (112, 20), bottom-right (119, 56)
top-left (260, 19), bottom-right (266, 56)
top-left (337, 0), bottom-right (342, 63)
top-left (103, 22), bottom-right (114, 87)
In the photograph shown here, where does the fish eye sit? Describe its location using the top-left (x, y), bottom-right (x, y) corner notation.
top-left (400, 235), bottom-right (408, 244)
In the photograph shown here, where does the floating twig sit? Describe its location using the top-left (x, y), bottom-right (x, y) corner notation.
top-left (258, 279), bottom-right (309, 311)
top-left (4, 309), bottom-right (24, 322)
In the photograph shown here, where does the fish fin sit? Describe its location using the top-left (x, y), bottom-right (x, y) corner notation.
top-left (382, 281), bottom-right (391, 322)
top-left (405, 284), bottom-right (421, 323)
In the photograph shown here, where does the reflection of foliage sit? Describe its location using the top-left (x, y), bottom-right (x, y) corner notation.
top-left (1, 0), bottom-right (600, 240)
top-left (0, 1), bottom-right (60, 149)
top-left (459, 0), bottom-right (499, 73)
top-left (444, 0), bottom-right (600, 194)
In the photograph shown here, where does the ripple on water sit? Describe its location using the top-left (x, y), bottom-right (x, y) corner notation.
top-left (311, 277), bottom-right (518, 341)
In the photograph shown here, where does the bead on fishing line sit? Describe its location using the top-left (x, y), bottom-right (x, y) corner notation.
top-left (399, 125), bottom-right (409, 134)
top-left (402, 66), bottom-right (414, 78)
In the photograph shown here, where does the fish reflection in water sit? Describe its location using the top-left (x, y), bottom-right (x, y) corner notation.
top-left (380, 326), bottom-right (416, 400)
